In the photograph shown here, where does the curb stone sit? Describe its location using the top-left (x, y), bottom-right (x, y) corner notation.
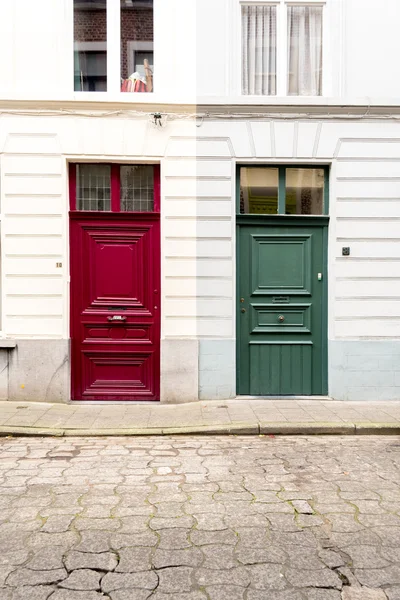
top-left (0, 421), bottom-right (399, 436)
top-left (355, 422), bottom-right (400, 435)
top-left (259, 422), bottom-right (355, 435)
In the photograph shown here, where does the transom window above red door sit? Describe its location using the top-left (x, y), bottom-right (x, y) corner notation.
top-left (69, 164), bottom-right (160, 213)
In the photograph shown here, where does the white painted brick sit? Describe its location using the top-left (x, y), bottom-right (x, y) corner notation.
top-left (336, 220), bottom-right (400, 239)
top-left (296, 123), bottom-right (320, 158)
top-left (167, 139), bottom-right (231, 158)
top-left (121, 120), bottom-right (149, 157)
top-left (5, 317), bottom-right (63, 336)
top-left (4, 176), bottom-right (63, 196)
top-left (335, 241), bottom-right (400, 259)
top-left (6, 296), bottom-right (63, 316)
top-left (338, 142), bottom-right (400, 159)
top-left (164, 200), bottom-right (232, 218)
top-left (336, 260), bottom-right (400, 278)
top-left (4, 134), bottom-right (60, 154)
top-left (165, 239), bottom-right (232, 258)
top-left (336, 280), bottom-right (400, 297)
top-left (5, 236), bottom-right (64, 255)
top-left (164, 260), bottom-right (197, 278)
top-left (6, 277), bottom-right (63, 295)
top-left (274, 122), bottom-right (295, 158)
top-left (164, 179), bottom-right (231, 197)
top-left (4, 217), bottom-right (63, 235)
top-left (336, 161), bottom-right (400, 178)
top-left (164, 318), bottom-right (232, 337)
top-left (4, 258), bottom-right (64, 275)
top-left (165, 278), bottom-right (232, 297)
top-left (164, 259), bottom-right (232, 278)
top-left (100, 120), bottom-right (129, 156)
top-left (200, 122), bottom-right (253, 157)
top-left (3, 196), bottom-right (64, 215)
top-left (335, 319), bottom-right (400, 338)
top-left (3, 155), bottom-right (63, 175)
top-left (163, 178), bottom-right (197, 196)
top-left (165, 219), bottom-right (231, 238)
top-left (143, 126), bottom-right (181, 158)
top-left (165, 298), bottom-right (232, 317)
top-left (335, 300), bottom-right (400, 318)
top-left (337, 201), bottom-right (400, 219)
top-left (163, 160), bottom-right (232, 178)
top-left (251, 122), bottom-right (273, 158)
top-left (336, 180), bottom-right (400, 198)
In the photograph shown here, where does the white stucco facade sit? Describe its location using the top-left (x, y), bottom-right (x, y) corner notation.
top-left (0, 0), bottom-right (400, 402)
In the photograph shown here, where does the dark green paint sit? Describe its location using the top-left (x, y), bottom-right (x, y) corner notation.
top-left (237, 219), bottom-right (328, 395)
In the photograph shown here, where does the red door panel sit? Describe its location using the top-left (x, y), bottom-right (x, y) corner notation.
top-left (70, 213), bottom-right (160, 401)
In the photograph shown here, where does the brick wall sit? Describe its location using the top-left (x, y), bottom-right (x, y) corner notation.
top-left (74, 8), bottom-right (153, 79)
top-left (74, 10), bottom-right (106, 42)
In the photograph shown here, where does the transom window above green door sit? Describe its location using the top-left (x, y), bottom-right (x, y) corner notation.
top-left (239, 166), bottom-right (328, 216)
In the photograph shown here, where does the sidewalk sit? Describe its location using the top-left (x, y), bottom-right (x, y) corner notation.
top-left (1, 398), bottom-right (400, 436)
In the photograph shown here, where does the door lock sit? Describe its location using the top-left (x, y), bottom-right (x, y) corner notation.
top-left (107, 315), bottom-right (127, 321)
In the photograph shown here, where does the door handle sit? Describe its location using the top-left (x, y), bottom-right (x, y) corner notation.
top-left (278, 315), bottom-right (285, 322)
top-left (241, 308), bottom-right (246, 313)
top-left (107, 315), bottom-right (127, 322)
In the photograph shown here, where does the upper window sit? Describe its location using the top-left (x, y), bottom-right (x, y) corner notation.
top-left (73, 0), bottom-right (154, 93)
top-left (242, 2), bottom-right (324, 96)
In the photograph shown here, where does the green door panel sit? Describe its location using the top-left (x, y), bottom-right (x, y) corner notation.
top-left (238, 219), bottom-right (327, 396)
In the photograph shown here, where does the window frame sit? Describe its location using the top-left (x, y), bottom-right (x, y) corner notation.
top-left (69, 163), bottom-right (160, 213)
top-left (236, 0), bottom-right (333, 97)
top-left (236, 164), bottom-right (330, 216)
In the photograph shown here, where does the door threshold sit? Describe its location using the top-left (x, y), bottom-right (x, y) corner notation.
top-left (69, 400), bottom-right (160, 405)
top-left (235, 395), bottom-right (333, 401)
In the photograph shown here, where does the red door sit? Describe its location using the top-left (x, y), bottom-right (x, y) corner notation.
top-left (69, 164), bottom-right (160, 401)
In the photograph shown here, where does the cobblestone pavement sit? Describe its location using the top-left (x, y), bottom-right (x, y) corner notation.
top-left (0, 436), bottom-right (400, 600)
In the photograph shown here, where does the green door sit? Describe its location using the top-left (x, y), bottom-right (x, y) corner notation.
top-left (237, 218), bottom-right (328, 395)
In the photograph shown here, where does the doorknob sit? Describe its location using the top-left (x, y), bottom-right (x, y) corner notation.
top-left (241, 308), bottom-right (246, 313)
top-left (107, 315), bottom-right (126, 322)
top-left (278, 315), bottom-right (285, 322)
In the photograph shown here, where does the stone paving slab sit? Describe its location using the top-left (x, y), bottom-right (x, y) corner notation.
top-left (1, 400), bottom-right (400, 436)
top-left (0, 435), bottom-right (400, 599)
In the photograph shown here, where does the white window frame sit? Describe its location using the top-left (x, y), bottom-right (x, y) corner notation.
top-left (235, 0), bottom-right (338, 98)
